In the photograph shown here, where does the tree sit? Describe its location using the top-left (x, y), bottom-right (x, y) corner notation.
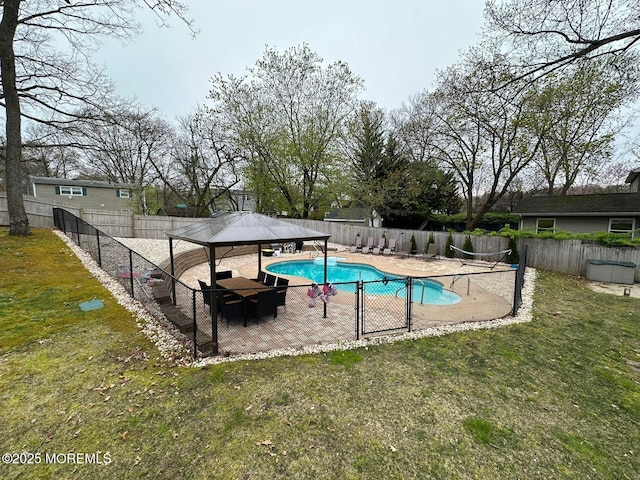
top-left (345, 101), bottom-right (386, 218)
top-left (169, 109), bottom-right (242, 215)
top-left (485, 0), bottom-right (640, 84)
top-left (427, 49), bottom-right (542, 230)
top-left (76, 107), bottom-right (174, 214)
top-left (524, 60), bottom-right (638, 194)
top-left (0, 0), bottom-right (191, 236)
top-left (208, 44), bottom-right (363, 218)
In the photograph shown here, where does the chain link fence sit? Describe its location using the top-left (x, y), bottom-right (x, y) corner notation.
top-left (54, 208), bottom-right (525, 359)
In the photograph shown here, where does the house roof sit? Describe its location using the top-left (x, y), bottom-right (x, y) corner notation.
top-left (157, 206), bottom-right (208, 217)
top-left (324, 207), bottom-right (369, 222)
top-left (513, 192), bottom-right (640, 216)
top-left (29, 175), bottom-right (134, 189)
top-left (165, 211), bottom-right (331, 247)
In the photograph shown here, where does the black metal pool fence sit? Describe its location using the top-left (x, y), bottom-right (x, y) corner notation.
top-left (53, 208), bottom-right (527, 358)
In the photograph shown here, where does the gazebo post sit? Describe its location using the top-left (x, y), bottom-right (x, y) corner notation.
top-left (169, 238), bottom-right (176, 305)
top-left (323, 238), bottom-right (328, 318)
top-left (209, 245), bottom-right (218, 355)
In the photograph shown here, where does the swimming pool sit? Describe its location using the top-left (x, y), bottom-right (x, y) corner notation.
top-left (265, 258), bottom-right (461, 305)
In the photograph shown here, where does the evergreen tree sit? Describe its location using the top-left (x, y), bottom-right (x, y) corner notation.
top-left (462, 235), bottom-right (474, 259)
top-left (445, 231), bottom-right (455, 258)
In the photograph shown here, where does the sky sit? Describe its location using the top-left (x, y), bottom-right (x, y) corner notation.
top-left (96, 0), bottom-right (487, 121)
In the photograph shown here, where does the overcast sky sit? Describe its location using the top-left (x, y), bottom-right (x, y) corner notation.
top-left (96, 1), bottom-right (487, 120)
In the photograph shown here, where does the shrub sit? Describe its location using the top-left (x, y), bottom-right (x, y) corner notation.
top-left (410, 234), bottom-right (418, 254)
top-left (462, 235), bottom-right (474, 259)
top-left (506, 237), bottom-right (520, 264)
top-left (444, 231), bottom-right (455, 258)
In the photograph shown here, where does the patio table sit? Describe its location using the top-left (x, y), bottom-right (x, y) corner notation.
top-left (216, 277), bottom-right (273, 326)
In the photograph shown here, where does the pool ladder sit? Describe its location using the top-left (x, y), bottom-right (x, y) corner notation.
top-left (394, 278), bottom-right (432, 305)
top-left (310, 240), bottom-right (324, 257)
top-left (450, 274), bottom-right (470, 296)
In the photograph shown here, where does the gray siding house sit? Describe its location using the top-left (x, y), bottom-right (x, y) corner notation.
top-left (513, 166), bottom-right (640, 237)
top-left (513, 192), bottom-right (640, 236)
top-left (27, 176), bottom-right (135, 211)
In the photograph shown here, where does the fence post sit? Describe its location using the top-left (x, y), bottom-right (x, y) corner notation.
top-left (355, 280), bottom-right (362, 340)
top-left (406, 276), bottom-right (413, 332)
top-left (128, 249), bottom-right (135, 299)
top-left (96, 229), bottom-right (102, 267)
top-left (512, 244), bottom-right (528, 316)
top-left (75, 215), bottom-right (81, 247)
top-left (192, 289), bottom-right (197, 358)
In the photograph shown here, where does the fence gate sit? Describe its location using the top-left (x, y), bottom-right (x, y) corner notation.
top-left (359, 277), bottom-right (411, 336)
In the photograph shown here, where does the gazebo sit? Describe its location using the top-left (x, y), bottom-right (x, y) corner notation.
top-left (165, 212), bottom-right (332, 355)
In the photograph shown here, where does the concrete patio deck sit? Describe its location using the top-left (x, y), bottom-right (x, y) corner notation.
top-left (177, 244), bottom-right (519, 356)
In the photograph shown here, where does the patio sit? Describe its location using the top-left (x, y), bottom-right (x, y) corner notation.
top-left (179, 244), bottom-right (517, 356)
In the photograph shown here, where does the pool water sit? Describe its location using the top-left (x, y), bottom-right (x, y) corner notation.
top-left (265, 258), bottom-right (461, 305)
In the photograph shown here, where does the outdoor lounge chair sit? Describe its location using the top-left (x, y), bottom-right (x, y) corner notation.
top-left (420, 243), bottom-right (438, 261)
top-left (372, 238), bottom-right (386, 255)
top-left (349, 236), bottom-right (363, 253)
top-left (363, 237), bottom-right (374, 253)
top-left (394, 243), bottom-right (412, 258)
top-left (382, 238), bottom-right (397, 256)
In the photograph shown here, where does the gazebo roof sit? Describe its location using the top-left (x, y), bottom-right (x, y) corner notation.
top-left (165, 211), bottom-right (331, 247)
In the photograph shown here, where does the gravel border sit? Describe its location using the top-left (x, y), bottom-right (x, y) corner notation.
top-left (56, 230), bottom-right (537, 367)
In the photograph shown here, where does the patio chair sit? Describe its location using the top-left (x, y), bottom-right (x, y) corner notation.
top-left (349, 236), bottom-right (363, 253)
top-left (264, 273), bottom-right (277, 286)
top-left (215, 270), bottom-right (232, 280)
top-left (394, 242), bottom-right (412, 258)
top-left (198, 279), bottom-right (212, 309)
top-left (220, 292), bottom-right (246, 327)
top-left (275, 277), bottom-right (289, 312)
top-left (247, 288), bottom-right (278, 323)
top-left (363, 237), bottom-right (374, 253)
top-left (372, 238), bottom-right (386, 255)
top-left (254, 271), bottom-right (266, 283)
top-left (382, 238), bottom-right (397, 256)
top-left (421, 243), bottom-right (438, 261)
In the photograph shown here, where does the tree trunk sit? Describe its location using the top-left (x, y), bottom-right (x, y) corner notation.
top-left (0, 0), bottom-right (29, 236)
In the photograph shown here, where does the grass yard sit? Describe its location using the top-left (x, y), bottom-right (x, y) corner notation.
top-left (0, 228), bottom-right (639, 479)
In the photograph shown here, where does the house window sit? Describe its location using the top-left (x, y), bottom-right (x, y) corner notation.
top-left (536, 218), bottom-right (556, 234)
top-left (117, 189), bottom-right (131, 198)
top-left (609, 218), bottom-right (635, 237)
top-left (57, 186), bottom-right (85, 196)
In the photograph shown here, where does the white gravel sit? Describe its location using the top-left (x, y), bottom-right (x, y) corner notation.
top-left (55, 231), bottom-right (537, 367)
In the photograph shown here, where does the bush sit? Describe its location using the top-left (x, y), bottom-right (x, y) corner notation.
top-left (506, 237), bottom-right (520, 264)
top-left (496, 225), bottom-right (640, 248)
top-left (410, 234), bottom-right (418, 254)
top-left (444, 231), bottom-right (455, 258)
top-left (462, 235), bottom-right (474, 259)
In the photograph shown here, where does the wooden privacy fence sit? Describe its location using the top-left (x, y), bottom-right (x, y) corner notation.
top-left (2, 196), bottom-right (638, 281)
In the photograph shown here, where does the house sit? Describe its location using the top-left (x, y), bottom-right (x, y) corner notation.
top-left (324, 207), bottom-right (383, 227)
top-left (513, 168), bottom-right (640, 237)
top-left (211, 188), bottom-right (256, 212)
top-left (626, 166), bottom-right (640, 192)
top-left (27, 176), bottom-right (135, 211)
top-left (156, 205), bottom-right (209, 217)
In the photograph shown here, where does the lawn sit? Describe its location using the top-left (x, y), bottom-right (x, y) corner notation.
top-left (0, 228), bottom-right (639, 479)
